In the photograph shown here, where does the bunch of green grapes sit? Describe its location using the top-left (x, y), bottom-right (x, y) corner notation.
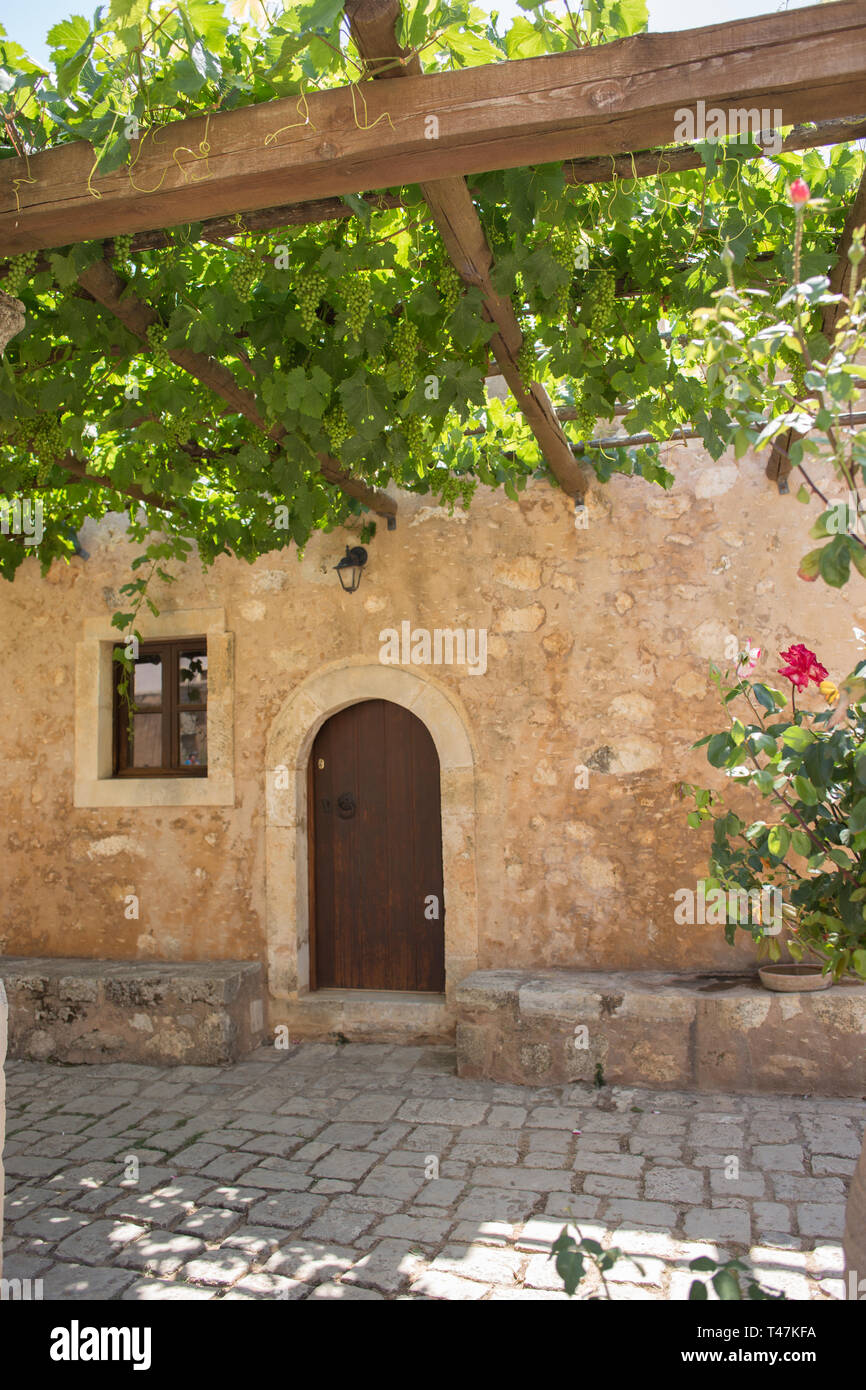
top-left (404, 412), bottom-right (431, 465)
top-left (570, 391), bottom-right (596, 440)
top-left (516, 337), bottom-right (537, 385)
top-left (580, 269), bottom-right (616, 337)
top-left (29, 416), bottom-right (65, 480)
top-left (324, 404), bottom-right (352, 453)
top-left (488, 222), bottom-right (507, 255)
top-left (296, 270), bottom-right (327, 331)
top-left (427, 247), bottom-right (461, 316)
top-left (437, 473), bottom-right (476, 513)
top-left (549, 229), bottom-right (575, 321)
top-left (393, 317), bottom-right (420, 393)
top-left (343, 272), bottom-right (372, 340)
top-left (113, 233), bottom-right (133, 273)
top-left (230, 252), bottom-right (258, 300)
top-left (779, 344), bottom-right (807, 398)
top-left (4, 251), bottom-right (37, 296)
top-left (146, 323), bottom-right (171, 369)
top-left (440, 261), bottom-right (461, 316)
top-left (162, 414), bottom-right (191, 449)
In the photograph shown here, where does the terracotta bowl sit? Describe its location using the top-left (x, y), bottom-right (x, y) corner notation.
top-left (758, 963), bottom-right (833, 993)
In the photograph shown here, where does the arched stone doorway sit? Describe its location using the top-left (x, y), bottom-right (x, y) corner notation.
top-left (264, 662), bottom-right (478, 1033)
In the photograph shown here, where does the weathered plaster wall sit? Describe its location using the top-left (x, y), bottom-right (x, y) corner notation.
top-left (1, 443), bottom-right (863, 983)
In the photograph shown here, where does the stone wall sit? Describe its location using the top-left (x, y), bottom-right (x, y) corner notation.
top-left (0, 442), bottom-right (863, 1001)
top-left (456, 968), bottom-right (866, 1095)
top-left (0, 959), bottom-right (265, 1065)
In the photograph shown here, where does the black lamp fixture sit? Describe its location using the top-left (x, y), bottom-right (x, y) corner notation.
top-left (334, 545), bottom-right (368, 593)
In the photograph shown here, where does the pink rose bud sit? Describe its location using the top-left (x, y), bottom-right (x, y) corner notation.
top-left (789, 178), bottom-right (810, 206)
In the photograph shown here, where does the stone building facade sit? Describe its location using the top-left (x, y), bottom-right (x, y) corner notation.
top-left (1, 440), bottom-right (864, 1067)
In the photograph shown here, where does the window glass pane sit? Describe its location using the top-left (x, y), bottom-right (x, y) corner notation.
top-left (180, 651), bottom-right (207, 705)
top-left (179, 710), bottom-right (207, 767)
top-left (134, 656), bottom-right (162, 708)
top-left (131, 713), bottom-right (163, 767)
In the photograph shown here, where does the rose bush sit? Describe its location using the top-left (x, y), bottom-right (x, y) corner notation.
top-left (684, 642), bottom-right (866, 980)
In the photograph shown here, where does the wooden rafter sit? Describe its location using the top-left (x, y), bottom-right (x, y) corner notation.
top-left (2, 2), bottom-right (865, 256)
top-left (76, 258), bottom-right (397, 520)
top-left (346, 0), bottom-right (586, 499)
top-left (14, 116), bottom-right (850, 262)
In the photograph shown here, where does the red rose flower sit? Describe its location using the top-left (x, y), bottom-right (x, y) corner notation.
top-left (788, 178), bottom-right (810, 207)
top-left (778, 643), bottom-right (828, 692)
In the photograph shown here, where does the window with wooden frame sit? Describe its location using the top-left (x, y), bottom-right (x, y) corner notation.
top-left (113, 638), bottom-right (208, 777)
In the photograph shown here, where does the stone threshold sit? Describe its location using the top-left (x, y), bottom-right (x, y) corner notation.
top-left (456, 968), bottom-right (866, 1095)
top-left (275, 987), bottom-right (452, 1045)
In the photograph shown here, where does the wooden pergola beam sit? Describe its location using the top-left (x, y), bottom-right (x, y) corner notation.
top-left (47, 116), bottom-right (856, 259)
top-left (77, 259), bottom-right (397, 520)
top-left (346, 0), bottom-right (586, 499)
top-left (2, 2), bottom-right (865, 256)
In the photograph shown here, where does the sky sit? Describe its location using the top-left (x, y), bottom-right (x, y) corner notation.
top-left (3, 0), bottom-right (817, 67)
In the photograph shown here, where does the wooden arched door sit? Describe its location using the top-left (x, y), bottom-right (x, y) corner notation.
top-left (309, 699), bottom-right (445, 992)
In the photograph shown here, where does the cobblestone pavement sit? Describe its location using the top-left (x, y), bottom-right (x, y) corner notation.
top-left (3, 1043), bottom-right (862, 1301)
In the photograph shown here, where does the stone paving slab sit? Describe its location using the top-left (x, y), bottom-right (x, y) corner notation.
top-left (2, 1043), bottom-right (863, 1301)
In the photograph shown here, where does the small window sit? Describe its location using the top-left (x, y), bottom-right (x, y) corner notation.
top-left (113, 639), bottom-right (208, 777)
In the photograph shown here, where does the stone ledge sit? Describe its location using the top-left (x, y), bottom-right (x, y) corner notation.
top-left (0, 957), bottom-right (265, 1066)
top-left (456, 968), bottom-right (866, 1095)
top-left (275, 989), bottom-right (453, 1045)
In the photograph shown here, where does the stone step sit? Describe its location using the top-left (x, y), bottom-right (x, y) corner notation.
top-left (456, 968), bottom-right (866, 1095)
top-left (0, 957), bottom-right (265, 1066)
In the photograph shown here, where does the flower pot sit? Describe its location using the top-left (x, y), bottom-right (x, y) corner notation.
top-left (757, 963), bottom-right (833, 992)
top-left (844, 1129), bottom-right (866, 1298)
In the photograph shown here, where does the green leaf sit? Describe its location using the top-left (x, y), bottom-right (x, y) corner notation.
top-left (781, 725), bottom-right (815, 752)
top-left (791, 829), bottom-right (812, 856)
top-left (712, 1269), bottom-right (742, 1301)
top-left (848, 798), bottom-right (866, 833)
top-left (752, 683), bottom-right (779, 711)
top-left (341, 193), bottom-right (373, 228)
top-left (297, 0), bottom-right (346, 31)
top-left (792, 775), bottom-right (818, 805)
top-left (767, 825), bottom-right (791, 858)
top-left (819, 535), bottom-right (851, 588)
top-left (706, 733), bottom-right (733, 768)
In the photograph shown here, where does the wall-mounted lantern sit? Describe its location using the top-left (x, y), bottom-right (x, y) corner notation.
top-left (334, 545), bottom-right (368, 593)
